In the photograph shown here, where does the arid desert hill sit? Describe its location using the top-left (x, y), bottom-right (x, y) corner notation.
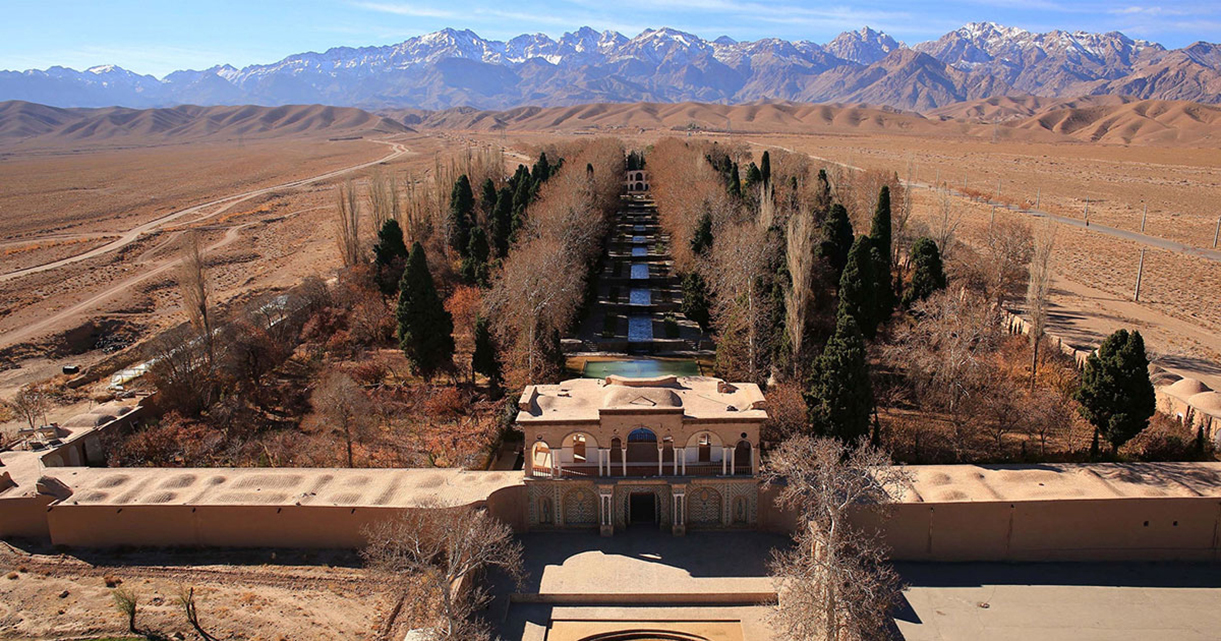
top-left (930, 95), bottom-right (1221, 145)
top-left (0, 101), bottom-right (411, 147)
top-left (392, 97), bottom-right (1221, 146)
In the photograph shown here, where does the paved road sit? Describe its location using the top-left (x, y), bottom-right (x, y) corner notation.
top-left (749, 140), bottom-right (1221, 264)
top-left (1, 139), bottom-right (411, 282)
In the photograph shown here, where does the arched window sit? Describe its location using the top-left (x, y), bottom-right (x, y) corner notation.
top-left (629, 428), bottom-right (657, 442)
top-left (734, 440), bottom-right (752, 473)
top-left (573, 434), bottom-right (587, 462)
top-left (610, 436), bottom-right (623, 463)
top-left (698, 434), bottom-right (712, 462)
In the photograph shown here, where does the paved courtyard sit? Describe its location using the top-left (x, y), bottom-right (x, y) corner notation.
top-left (489, 530), bottom-right (1221, 641)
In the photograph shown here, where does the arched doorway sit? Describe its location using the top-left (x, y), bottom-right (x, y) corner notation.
top-left (610, 436), bottom-right (623, 465)
top-left (627, 427), bottom-right (657, 472)
top-left (734, 440), bottom-right (752, 474)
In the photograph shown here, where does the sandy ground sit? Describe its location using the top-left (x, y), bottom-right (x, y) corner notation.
top-left (0, 543), bottom-right (395, 640)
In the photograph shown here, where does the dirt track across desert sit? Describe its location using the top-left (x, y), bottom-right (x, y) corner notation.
top-left (0, 139), bottom-right (412, 283)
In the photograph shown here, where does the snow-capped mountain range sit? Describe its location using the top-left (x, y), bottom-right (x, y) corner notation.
top-left (3, 23), bottom-right (1218, 112)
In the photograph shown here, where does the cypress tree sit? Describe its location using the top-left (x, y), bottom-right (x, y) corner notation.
top-left (490, 186), bottom-right (514, 257)
top-left (480, 177), bottom-right (498, 218)
top-left (838, 235), bottom-right (880, 338)
top-left (903, 237), bottom-right (947, 307)
top-left (690, 212), bottom-right (714, 257)
top-left (745, 162), bottom-right (762, 189)
top-left (448, 175), bottom-right (474, 256)
top-left (760, 151), bottom-right (771, 187)
top-left (806, 314), bottom-right (873, 442)
top-left (817, 203), bottom-right (854, 279)
top-left (869, 186), bottom-right (894, 320)
top-left (533, 152), bottom-right (551, 184)
top-left (396, 242), bottom-right (454, 379)
top-left (461, 227), bottom-right (490, 286)
top-left (511, 176), bottom-right (533, 232)
top-left (471, 314), bottom-right (502, 393)
top-left (680, 271), bottom-right (712, 332)
top-left (729, 163), bottom-right (742, 197)
top-left (1074, 329), bottom-right (1156, 456)
top-left (372, 219), bottom-right (409, 296)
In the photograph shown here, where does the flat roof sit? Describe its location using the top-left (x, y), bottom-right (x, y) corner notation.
top-left (898, 462), bottom-right (1221, 504)
top-left (47, 467), bottom-right (524, 508)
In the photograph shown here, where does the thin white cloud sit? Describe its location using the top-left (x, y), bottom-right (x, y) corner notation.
top-left (352, 2), bottom-right (458, 18)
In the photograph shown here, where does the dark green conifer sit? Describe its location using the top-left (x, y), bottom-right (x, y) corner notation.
top-left (806, 314), bottom-right (873, 441)
top-left (448, 175), bottom-right (475, 256)
top-left (396, 242), bottom-right (454, 379)
top-left (372, 219), bottom-right (409, 296)
top-left (1075, 329), bottom-right (1156, 456)
top-left (903, 237), bottom-right (947, 307)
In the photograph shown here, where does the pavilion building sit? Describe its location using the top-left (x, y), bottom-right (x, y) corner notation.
top-left (516, 374), bottom-right (767, 535)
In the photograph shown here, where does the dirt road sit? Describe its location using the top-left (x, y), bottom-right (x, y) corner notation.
top-left (0, 139), bottom-right (411, 282)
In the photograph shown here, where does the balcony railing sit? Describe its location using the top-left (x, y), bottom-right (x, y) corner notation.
top-left (531, 462), bottom-right (754, 479)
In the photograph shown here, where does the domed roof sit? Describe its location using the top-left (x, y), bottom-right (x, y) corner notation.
top-left (602, 386), bottom-right (682, 409)
top-left (1188, 391), bottom-right (1221, 413)
top-left (1166, 377), bottom-right (1211, 399)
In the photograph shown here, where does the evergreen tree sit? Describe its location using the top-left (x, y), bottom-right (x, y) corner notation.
top-left (729, 162), bottom-right (742, 197)
top-left (903, 237), bottom-right (947, 307)
top-left (461, 227), bottom-right (491, 286)
top-left (490, 186), bottom-right (514, 257)
top-left (837, 235), bottom-right (880, 338)
top-left (760, 151), bottom-right (771, 187)
top-left (680, 271), bottom-right (712, 331)
top-left (511, 176), bottom-right (533, 232)
top-left (396, 242), bottom-right (454, 379)
top-left (471, 314), bottom-right (502, 392)
top-left (869, 186), bottom-right (895, 320)
top-left (532, 152), bottom-right (551, 185)
top-left (806, 314), bottom-right (873, 441)
top-left (1074, 329), bottom-right (1156, 456)
top-left (815, 169), bottom-right (832, 213)
top-left (817, 203), bottom-right (854, 279)
top-left (745, 162), bottom-right (762, 189)
top-left (448, 175), bottom-right (475, 256)
top-left (480, 177), bottom-right (498, 218)
top-left (372, 219), bottom-right (409, 296)
top-left (690, 212), bottom-right (714, 257)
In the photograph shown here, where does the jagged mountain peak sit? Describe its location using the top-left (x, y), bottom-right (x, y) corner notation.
top-left (1, 23), bottom-right (1217, 112)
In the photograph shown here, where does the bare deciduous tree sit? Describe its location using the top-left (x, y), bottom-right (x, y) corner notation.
top-left (785, 206), bottom-right (816, 377)
top-left (336, 179), bottom-right (362, 268)
top-left (312, 369), bottom-right (374, 467)
top-left (6, 384), bottom-right (51, 430)
top-left (1026, 219), bottom-right (1056, 389)
top-left (981, 217), bottom-right (1033, 308)
top-left (177, 586), bottom-right (219, 641)
top-left (362, 503), bottom-right (525, 641)
top-left (708, 220), bottom-right (773, 384)
top-left (178, 230), bottom-right (214, 365)
top-left (931, 187), bottom-right (962, 260)
top-left (764, 436), bottom-right (909, 641)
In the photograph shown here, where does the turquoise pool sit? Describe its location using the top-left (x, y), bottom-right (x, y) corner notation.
top-left (581, 359), bottom-right (702, 378)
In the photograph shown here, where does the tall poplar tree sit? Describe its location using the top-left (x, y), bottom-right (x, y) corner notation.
top-left (396, 242), bottom-right (454, 379)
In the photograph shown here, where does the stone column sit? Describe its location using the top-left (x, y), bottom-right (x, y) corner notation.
top-left (556, 456), bottom-right (564, 478)
top-left (657, 445), bottom-right (664, 476)
top-left (598, 486), bottom-right (614, 537)
top-left (721, 447), bottom-right (729, 475)
top-left (728, 446), bottom-right (736, 476)
top-left (679, 448), bottom-right (686, 476)
top-left (621, 446), bottom-right (628, 476)
top-left (671, 486), bottom-right (687, 536)
top-left (673, 448), bottom-right (681, 475)
top-left (751, 445), bottom-right (758, 475)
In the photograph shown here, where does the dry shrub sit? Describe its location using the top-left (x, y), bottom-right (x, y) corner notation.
top-left (424, 386), bottom-right (468, 419)
top-left (1125, 414), bottom-right (1204, 462)
top-left (761, 381), bottom-right (807, 443)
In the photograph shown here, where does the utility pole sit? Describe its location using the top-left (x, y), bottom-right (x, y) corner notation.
top-left (1141, 203), bottom-right (1147, 233)
top-left (1134, 248), bottom-right (1146, 302)
top-left (1214, 215), bottom-right (1220, 249)
top-left (1084, 197), bottom-right (1090, 227)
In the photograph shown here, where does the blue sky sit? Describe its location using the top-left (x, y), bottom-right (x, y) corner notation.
top-left (2, 0), bottom-right (1218, 78)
